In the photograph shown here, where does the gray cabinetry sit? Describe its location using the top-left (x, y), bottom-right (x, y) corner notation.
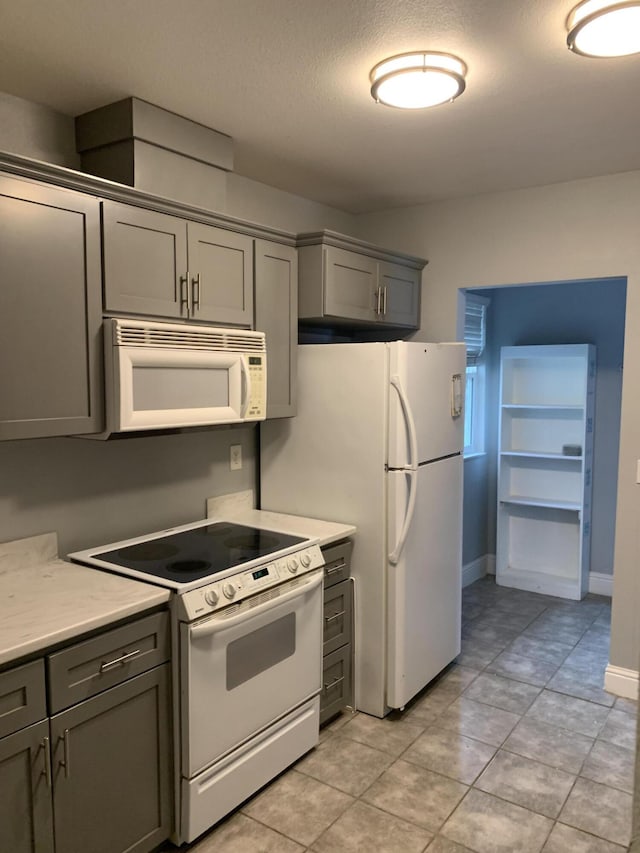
top-left (254, 239), bottom-right (298, 418)
top-left (0, 612), bottom-right (172, 853)
top-left (297, 231), bottom-right (425, 329)
top-left (102, 201), bottom-right (253, 326)
top-left (0, 174), bottom-right (102, 440)
top-left (320, 540), bottom-right (354, 725)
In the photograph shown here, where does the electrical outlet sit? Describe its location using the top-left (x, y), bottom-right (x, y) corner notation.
top-left (230, 444), bottom-right (242, 471)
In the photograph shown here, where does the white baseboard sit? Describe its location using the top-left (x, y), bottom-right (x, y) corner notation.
top-left (605, 664), bottom-right (639, 700)
top-left (462, 556), bottom-right (488, 588)
top-left (588, 572), bottom-right (613, 597)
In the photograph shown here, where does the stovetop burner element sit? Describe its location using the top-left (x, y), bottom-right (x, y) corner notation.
top-left (91, 521), bottom-right (308, 585)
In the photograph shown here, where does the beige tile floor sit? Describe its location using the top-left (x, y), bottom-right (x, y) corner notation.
top-left (170, 577), bottom-right (637, 853)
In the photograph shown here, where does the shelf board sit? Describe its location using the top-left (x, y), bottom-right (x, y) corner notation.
top-left (500, 451), bottom-right (583, 461)
top-left (501, 404), bottom-right (584, 412)
top-left (500, 496), bottom-right (581, 511)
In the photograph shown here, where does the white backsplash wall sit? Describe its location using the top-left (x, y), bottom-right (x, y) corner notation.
top-left (0, 426), bottom-right (257, 555)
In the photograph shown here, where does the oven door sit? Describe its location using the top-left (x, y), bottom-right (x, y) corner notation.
top-left (113, 344), bottom-right (251, 431)
top-left (180, 569), bottom-right (323, 778)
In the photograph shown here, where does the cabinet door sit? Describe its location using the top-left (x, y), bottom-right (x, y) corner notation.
top-left (379, 261), bottom-right (421, 328)
top-left (323, 246), bottom-right (378, 322)
top-left (102, 201), bottom-right (188, 319)
top-left (50, 665), bottom-right (172, 853)
top-left (0, 175), bottom-right (102, 439)
top-left (187, 223), bottom-right (253, 326)
top-left (0, 720), bottom-right (54, 853)
top-left (254, 239), bottom-right (297, 418)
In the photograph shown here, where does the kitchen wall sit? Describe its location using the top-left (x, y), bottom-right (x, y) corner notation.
top-left (0, 92), bottom-right (354, 555)
top-left (355, 171), bottom-right (640, 682)
top-left (463, 278), bottom-right (626, 580)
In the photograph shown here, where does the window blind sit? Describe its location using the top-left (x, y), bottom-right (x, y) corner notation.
top-left (464, 296), bottom-right (488, 365)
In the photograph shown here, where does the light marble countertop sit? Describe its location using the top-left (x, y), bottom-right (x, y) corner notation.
top-left (0, 532), bottom-right (170, 667)
top-left (211, 508), bottom-right (356, 547)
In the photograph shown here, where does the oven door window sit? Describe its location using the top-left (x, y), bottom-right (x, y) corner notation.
top-left (181, 575), bottom-right (322, 777)
top-left (226, 613), bottom-right (295, 690)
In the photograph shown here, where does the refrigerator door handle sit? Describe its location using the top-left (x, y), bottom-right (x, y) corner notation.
top-left (389, 468), bottom-right (418, 565)
top-left (390, 374), bottom-right (418, 470)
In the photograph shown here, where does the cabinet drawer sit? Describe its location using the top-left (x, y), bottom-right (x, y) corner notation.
top-left (320, 645), bottom-right (352, 725)
top-left (0, 659), bottom-right (46, 738)
top-left (48, 612), bottom-right (170, 713)
top-left (322, 539), bottom-right (353, 588)
top-left (323, 580), bottom-right (352, 656)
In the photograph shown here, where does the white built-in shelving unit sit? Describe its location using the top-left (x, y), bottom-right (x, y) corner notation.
top-left (496, 344), bottom-right (596, 599)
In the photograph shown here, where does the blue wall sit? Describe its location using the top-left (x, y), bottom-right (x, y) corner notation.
top-left (463, 277), bottom-right (626, 577)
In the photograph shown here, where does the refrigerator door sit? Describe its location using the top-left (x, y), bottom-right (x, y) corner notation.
top-left (388, 342), bottom-right (466, 468)
top-left (386, 454), bottom-right (462, 710)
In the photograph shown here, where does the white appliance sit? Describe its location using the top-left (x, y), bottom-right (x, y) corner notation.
top-left (95, 317), bottom-right (266, 438)
top-left (69, 518), bottom-right (324, 843)
top-left (261, 341), bottom-right (465, 718)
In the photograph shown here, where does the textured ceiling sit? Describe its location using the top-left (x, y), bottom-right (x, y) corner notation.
top-left (1, 0), bottom-right (639, 213)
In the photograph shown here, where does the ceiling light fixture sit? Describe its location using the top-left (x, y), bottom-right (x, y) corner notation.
top-left (369, 51), bottom-right (467, 109)
top-left (566, 0), bottom-right (640, 56)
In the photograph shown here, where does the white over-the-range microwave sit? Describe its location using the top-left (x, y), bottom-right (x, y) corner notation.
top-left (89, 317), bottom-right (267, 438)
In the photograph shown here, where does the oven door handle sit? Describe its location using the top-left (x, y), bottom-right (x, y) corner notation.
top-left (189, 570), bottom-right (324, 638)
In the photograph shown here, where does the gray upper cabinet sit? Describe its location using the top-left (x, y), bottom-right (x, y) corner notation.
top-left (297, 231), bottom-right (426, 329)
top-left (254, 239), bottom-right (298, 418)
top-left (102, 201), bottom-right (253, 326)
top-left (0, 174), bottom-right (102, 440)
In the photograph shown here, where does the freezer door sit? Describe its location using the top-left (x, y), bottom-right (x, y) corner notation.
top-left (386, 455), bottom-right (462, 710)
top-left (388, 342), bottom-right (465, 468)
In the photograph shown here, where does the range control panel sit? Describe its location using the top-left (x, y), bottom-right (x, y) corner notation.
top-left (177, 544), bottom-right (324, 621)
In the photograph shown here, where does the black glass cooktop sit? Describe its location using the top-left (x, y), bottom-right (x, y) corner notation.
top-left (94, 522), bottom-right (307, 584)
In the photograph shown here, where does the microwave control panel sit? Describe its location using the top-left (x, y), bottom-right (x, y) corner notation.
top-left (246, 354), bottom-right (266, 420)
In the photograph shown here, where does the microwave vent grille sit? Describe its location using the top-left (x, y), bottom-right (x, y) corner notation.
top-left (114, 321), bottom-right (265, 353)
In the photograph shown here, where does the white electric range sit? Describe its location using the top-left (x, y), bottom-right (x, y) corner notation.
top-left (70, 516), bottom-right (325, 843)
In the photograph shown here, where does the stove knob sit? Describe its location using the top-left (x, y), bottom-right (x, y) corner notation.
top-left (204, 589), bottom-right (219, 607)
top-left (300, 553), bottom-right (312, 568)
top-left (223, 582), bottom-right (236, 600)
top-left (287, 558), bottom-right (299, 574)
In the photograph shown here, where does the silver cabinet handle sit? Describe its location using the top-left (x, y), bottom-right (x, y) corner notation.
top-left (179, 274), bottom-right (189, 315)
top-left (192, 272), bottom-right (201, 310)
top-left (41, 736), bottom-right (52, 788)
top-left (99, 648), bottom-right (142, 672)
top-left (375, 285), bottom-right (382, 315)
top-left (59, 729), bottom-right (70, 779)
top-left (325, 609), bottom-right (346, 624)
top-left (325, 561), bottom-right (346, 576)
top-left (382, 285), bottom-right (388, 315)
top-left (323, 675), bottom-right (344, 693)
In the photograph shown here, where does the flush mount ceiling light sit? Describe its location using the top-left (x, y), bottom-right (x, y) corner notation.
top-left (567, 0), bottom-right (640, 56)
top-left (369, 51), bottom-right (467, 109)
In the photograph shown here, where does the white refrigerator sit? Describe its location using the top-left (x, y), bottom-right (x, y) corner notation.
top-left (260, 341), bottom-right (465, 718)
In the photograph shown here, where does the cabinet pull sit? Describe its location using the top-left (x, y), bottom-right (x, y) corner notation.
top-left (375, 285), bottom-right (382, 315)
top-left (59, 729), bottom-right (70, 779)
top-left (41, 736), bottom-right (52, 788)
top-left (192, 272), bottom-right (201, 309)
top-left (325, 561), bottom-right (346, 576)
top-left (323, 675), bottom-right (344, 693)
top-left (325, 609), bottom-right (345, 624)
top-left (382, 284), bottom-right (387, 315)
top-left (179, 274), bottom-right (189, 314)
top-left (99, 648), bottom-right (142, 672)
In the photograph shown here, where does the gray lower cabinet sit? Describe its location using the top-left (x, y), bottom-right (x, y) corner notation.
top-left (102, 201), bottom-right (253, 326)
top-left (320, 540), bottom-right (354, 725)
top-left (0, 173), bottom-right (103, 440)
top-left (0, 720), bottom-right (54, 853)
top-left (0, 613), bottom-right (172, 853)
top-left (297, 231), bottom-right (425, 330)
top-left (254, 239), bottom-right (298, 418)
top-left (50, 665), bottom-right (172, 853)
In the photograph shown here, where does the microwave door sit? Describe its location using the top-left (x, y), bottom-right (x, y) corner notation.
top-left (115, 346), bottom-right (248, 430)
